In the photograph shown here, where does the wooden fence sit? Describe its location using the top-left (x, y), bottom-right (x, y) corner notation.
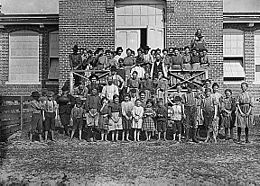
top-left (0, 96), bottom-right (32, 141)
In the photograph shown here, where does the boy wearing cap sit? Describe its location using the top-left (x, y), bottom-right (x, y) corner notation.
top-left (30, 91), bottom-right (45, 142)
top-left (69, 45), bottom-right (82, 87)
top-left (44, 91), bottom-right (58, 141)
top-left (70, 98), bottom-right (85, 140)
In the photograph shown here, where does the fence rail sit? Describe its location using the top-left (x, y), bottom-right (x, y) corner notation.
top-left (0, 96), bottom-right (32, 140)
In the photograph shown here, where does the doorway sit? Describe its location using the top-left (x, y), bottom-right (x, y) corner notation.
top-left (115, 0), bottom-right (165, 54)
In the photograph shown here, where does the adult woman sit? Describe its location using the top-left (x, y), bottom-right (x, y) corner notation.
top-left (236, 82), bottom-right (254, 143)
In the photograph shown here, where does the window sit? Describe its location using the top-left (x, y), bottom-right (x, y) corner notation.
top-left (48, 31), bottom-right (59, 80)
top-left (223, 29), bottom-right (245, 83)
top-left (8, 30), bottom-right (39, 84)
top-left (223, 29), bottom-right (244, 57)
top-left (254, 31), bottom-right (260, 83)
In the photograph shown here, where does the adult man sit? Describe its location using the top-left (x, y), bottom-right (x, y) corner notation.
top-left (69, 45), bottom-right (82, 86)
top-left (101, 76), bottom-right (119, 101)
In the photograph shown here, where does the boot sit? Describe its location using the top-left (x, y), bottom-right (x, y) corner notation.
top-left (225, 128), bottom-right (229, 140)
top-left (237, 127), bottom-right (241, 142)
top-left (230, 128), bottom-right (234, 140)
top-left (245, 127), bottom-right (250, 143)
top-left (192, 128), bottom-right (199, 143)
top-left (185, 127), bottom-right (190, 142)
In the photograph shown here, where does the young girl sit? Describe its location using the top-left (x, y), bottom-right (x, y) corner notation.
top-left (221, 89), bottom-right (236, 140)
top-left (71, 98), bottom-right (85, 140)
top-left (121, 94), bottom-right (134, 141)
top-left (171, 96), bottom-right (185, 142)
top-left (156, 98), bottom-right (168, 141)
top-left (236, 82), bottom-right (253, 143)
top-left (99, 97), bottom-right (110, 141)
top-left (142, 99), bottom-right (156, 141)
top-left (132, 99), bottom-right (144, 141)
top-left (201, 88), bottom-right (218, 143)
top-left (108, 94), bottom-right (123, 141)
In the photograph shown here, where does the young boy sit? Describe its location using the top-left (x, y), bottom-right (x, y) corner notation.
top-left (30, 91), bottom-right (45, 142)
top-left (44, 91), bottom-right (58, 141)
top-left (183, 84), bottom-right (199, 143)
top-left (85, 88), bottom-right (101, 142)
top-left (156, 98), bottom-right (168, 141)
top-left (70, 98), bottom-right (85, 140)
top-left (201, 88), bottom-right (218, 143)
top-left (171, 96), bottom-right (185, 142)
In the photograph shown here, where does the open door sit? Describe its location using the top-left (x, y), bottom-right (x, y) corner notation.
top-left (115, 29), bottom-right (141, 56)
top-left (147, 26), bottom-right (164, 49)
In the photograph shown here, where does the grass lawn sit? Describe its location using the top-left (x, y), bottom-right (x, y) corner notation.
top-left (0, 127), bottom-right (260, 186)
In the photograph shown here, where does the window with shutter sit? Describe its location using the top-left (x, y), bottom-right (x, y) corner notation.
top-left (48, 31), bottom-right (59, 80)
top-left (254, 31), bottom-right (260, 83)
top-left (8, 30), bottom-right (40, 84)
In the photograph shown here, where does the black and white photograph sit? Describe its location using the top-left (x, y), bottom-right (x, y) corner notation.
top-left (0, 0), bottom-right (260, 185)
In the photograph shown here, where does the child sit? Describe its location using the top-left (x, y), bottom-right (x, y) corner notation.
top-left (132, 99), bottom-right (144, 142)
top-left (130, 89), bottom-right (138, 104)
top-left (108, 94), bottom-right (123, 141)
top-left (221, 89), bottom-right (236, 140)
top-left (85, 88), bottom-right (101, 142)
top-left (70, 98), bottom-right (85, 140)
top-left (121, 94), bottom-right (134, 141)
top-left (44, 91), bottom-right (58, 141)
top-left (156, 98), bottom-right (168, 141)
top-left (154, 71), bottom-right (168, 105)
top-left (142, 99), bottom-right (156, 141)
top-left (30, 91), bottom-right (44, 142)
top-left (140, 72), bottom-right (154, 99)
top-left (183, 84), bottom-right (198, 143)
top-left (99, 97), bottom-right (110, 141)
top-left (127, 71), bottom-right (140, 94)
top-left (171, 96), bottom-right (185, 142)
top-left (201, 88), bottom-right (218, 143)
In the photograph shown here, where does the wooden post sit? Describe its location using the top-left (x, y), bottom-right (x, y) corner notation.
top-left (20, 96), bottom-right (23, 131)
top-left (70, 71), bottom-right (74, 94)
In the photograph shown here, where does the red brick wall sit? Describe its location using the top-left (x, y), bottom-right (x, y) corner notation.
top-left (223, 23), bottom-right (260, 114)
top-left (166, 0), bottom-right (223, 83)
top-left (59, 0), bottom-right (115, 89)
top-left (0, 25), bottom-right (58, 96)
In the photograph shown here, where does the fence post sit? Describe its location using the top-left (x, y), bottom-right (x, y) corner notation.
top-left (20, 96), bottom-right (23, 131)
top-left (70, 71), bottom-right (74, 94)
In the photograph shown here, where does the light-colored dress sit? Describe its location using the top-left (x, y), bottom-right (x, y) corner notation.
top-left (132, 106), bottom-right (144, 129)
top-left (122, 101), bottom-right (134, 130)
top-left (236, 91), bottom-right (253, 129)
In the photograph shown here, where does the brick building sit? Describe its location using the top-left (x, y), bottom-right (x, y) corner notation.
top-left (0, 0), bottom-right (260, 112)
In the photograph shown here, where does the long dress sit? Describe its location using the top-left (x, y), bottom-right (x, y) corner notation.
top-left (236, 91), bottom-right (253, 129)
top-left (221, 97), bottom-right (236, 128)
top-left (132, 106), bottom-right (144, 129)
top-left (99, 104), bottom-right (109, 131)
top-left (142, 107), bottom-right (156, 132)
top-left (121, 101), bottom-right (134, 130)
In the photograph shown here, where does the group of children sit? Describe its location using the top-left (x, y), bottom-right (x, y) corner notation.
top-left (29, 79), bottom-right (254, 144)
